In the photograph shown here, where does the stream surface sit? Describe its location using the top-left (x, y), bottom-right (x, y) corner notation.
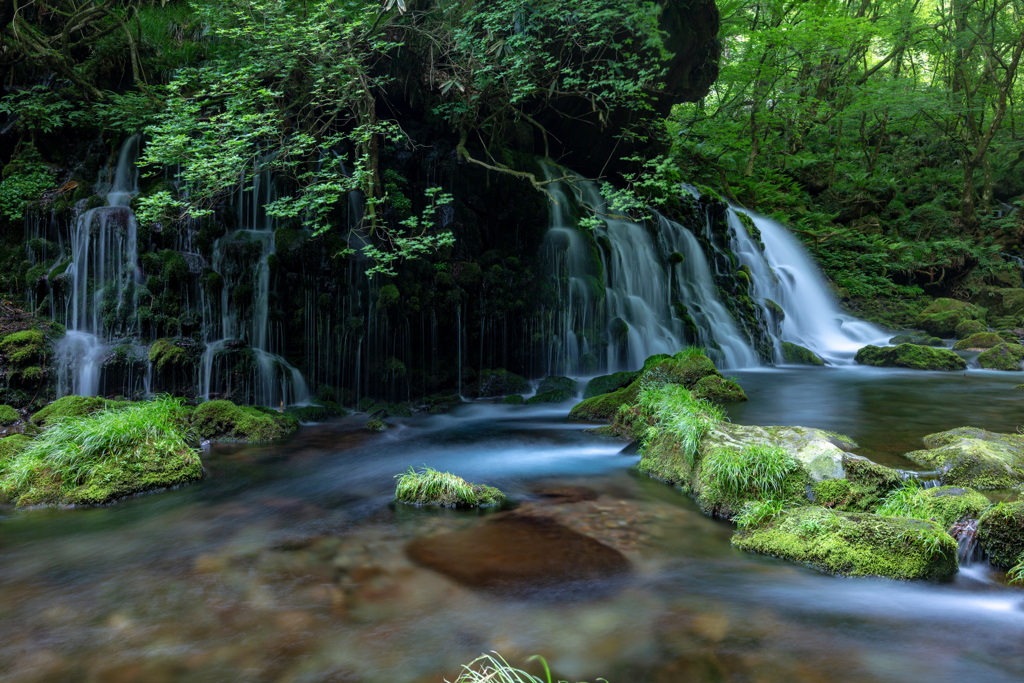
top-left (2, 368), bottom-right (1024, 682)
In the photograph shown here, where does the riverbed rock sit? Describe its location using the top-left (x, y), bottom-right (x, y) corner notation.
top-left (405, 513), bottom-right (629, 590)
top-left (854, 344), bottom-right (967, 370)
top-left (888, 334), bottom-right (944, 347)
top-left (365, 418), bottom-right (387, 432)
top-left (732, 507), bottom-right (958, 580)
top-left (954, 320), bottom-right (987, 338)
top-left (582, 371), bottom-right (640, 399)
top-left (809, 456), bottom-right (904, 512)
top-left (0, 405), bottom-right (19, 426)
top-left (780, 341), bottom-right (825, 365)
top-left (976, 343), bottom-right (1024, 370)
top-left (976, 501), bottom-right (1024, 569)
top-left (903, 427), bottom-right (1024, 489)
top-left (192, 400), bottom-right (299, 442)
top-left (952, 332), bottom-right (1005, 351)
top-left (914, 298), bottom-right (987, 337)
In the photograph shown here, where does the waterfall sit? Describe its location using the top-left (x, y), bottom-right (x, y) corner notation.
top-left (53, 134), bottom-right (143, 396)
top-left (543, 172), bottom-right (887, 371)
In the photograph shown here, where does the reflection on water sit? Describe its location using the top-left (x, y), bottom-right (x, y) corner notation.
top-left (1, 373), bottom-right (1024, 682)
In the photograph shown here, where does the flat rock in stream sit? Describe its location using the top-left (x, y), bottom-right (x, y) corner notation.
top-left (406, 513), bottom-right (629, 590)
top-left (904, 426), bottom-right (1024, 489)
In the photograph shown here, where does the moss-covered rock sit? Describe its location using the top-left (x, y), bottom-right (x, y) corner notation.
top-left (977, 343), bottom-right (1024, 370)
top-left (30, 396), bottom-right (125, 426)
top-left (888, 334), bottom-right (944, 346)
top-left (642, 351), bottom-right (720, 387)
top-left (192, 401), bottom-right (299, 443)
top-left (0, 433), bottom-right (31, 462)
top-left (920, 486), bottom-right (992, 528)
top-left (903, 427), bottom-right (1024, 489)
top-left (568, 383), bottom-right (638, 421)
top-left (536, 376), bottom-right (577, 395)
top-left (366, 418), bottom-right (387, 432)
top-left (288, 402), bottom-right (347, 422)
top-left (425, 394), bottom-right (462, 413)
top-left (394, 466), bottom-right (504, 507)
top-left (691, 374), bottom-right (747, 402)
top-left (952, 332), bottom-right (1005, 351)
top-left (976, 502), bottom-right (1024, 569)
top-left (582, 371), bottom-right (640, 399)
top-left (914, 298), bottom-right (987, 337)
top-left (780, 341), bottom-right (825, 365)
top-left (502, 394), bottom-right (524, 405)
top-left (732, 508), bottom-right (958, 580)
top-left (0, 404), bottom-right (19, 425)
top-left (368, 402), bottom-right (413, 419)
top-left (526, 389), bottom-right (572, 404)
top-left (475, 368), bottom-right (529, 397)
top-left (148, 338), bottom-right (192, 372)
top-left (854, 344), bottom-right (967, 370)
top-left (954, 320), bottom-right (987, 338)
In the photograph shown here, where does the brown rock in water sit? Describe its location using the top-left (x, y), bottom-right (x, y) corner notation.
top-left (406, 513), bottom-right (629, 590)
top-left (532, 485), bottom-right (598, 504)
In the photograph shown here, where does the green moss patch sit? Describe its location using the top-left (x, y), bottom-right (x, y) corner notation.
top-left (977, 502), bottom-right (1024, 569)
top-left (0, 404), bottom-right (19, 425)
top-left (526, 389), bottom-right (572, 404)
top-left (394, 466), bottom-right (504, 507)
top-left (952, 332), bottom-right (1005, 351)
top-left (502, 394), bottom-right (524, 405)
top-left (780, 341), bottom-right (825, 365)
top-left (0, 433), bottom-right (31, 462)
top-left (568, 383), bottom-right (639, 421)
top-left (536, 376), bottom-right (577, 395)
top-left (977, 343), bottom-right (1024, 370)
top-left (954, 320), bottom-right (987, 338)
top-left (288, 402), bottom-right (347, 422)
top-left (192, 400), bottom-right (299, 443)
top-left (582, 371), bottom-right (640, 399)
top-left (30, 396), bottom-right (127, 426)
top-left (854, 343), bottom-right (967, 370)
top-left (914, 298), bottom-right (987, 338)
top-left (904, 427), bottom-right (1024, 489)
top-left (0, 397), bottom-right (202, 507)
top-left (732, 507), bottom-right (958, 580)
top-left (474, 368), bottom-right (529, 397)
top-left (692, 375), bottom-right (747, 402)
top-left (888, 334), bottom-right (944, 346)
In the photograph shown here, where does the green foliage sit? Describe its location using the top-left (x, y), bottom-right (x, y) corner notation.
top-left (734, 496), bottom-right (787, 530)
top-left (449, 653), bottom-right (597, 683)
top-left (394, 466), bottom-right (504, 507)
top-left (1009, 557), bottom-right (1024, 587)
top-left (876, 480), bottom-right (931, 519)
top-left (0, 405), bottom-right (19, 426)
top-left (636, 382), bottom-right (726, 466)
top-left (0, 162), bottom-right (53, 224)
top-left (702, 444), bottom-right (799, 501)
top-left (0, 85), bottom-right (87, 135)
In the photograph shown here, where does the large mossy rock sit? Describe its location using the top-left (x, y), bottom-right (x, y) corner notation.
top-left (954, 320), bottom-right (987, 339)
top-left (977, 343), bottom-right (1024, 370)
top-left (691, 375), bottom-right (747, 402)
top-left (474, 368), bottom-right (530, 397)
top-left (569, 384), bottom-right (639, 421)
top-left (526, 389), bottom-right (572, 404)
top-left (888, 334), bottom-right (944, 347)
top-left (192, 400), bottom-right (299, 443)
top-left (536, 376), bottom-right (578, 395)
top-left (30, 395), bottom-right (127, 426)
top-left (921, 486), bottom-right (992, 528)
top-left (904, 427), bottom-right (1024, 489)
top-left (732, 508), bottom-right (958, 580)
top-left (780, 341), bottom-right (825, 366)
top-left (914, 298), bottom-right (987, 337)
top-left (582, 371), bottom-right (640, 399)
top-left (976, 502), bottom-right (1024, 569)
top-left (854, 344), bottom-right (967, 370)
top-left (952, 332), bottom-right (1005, 351)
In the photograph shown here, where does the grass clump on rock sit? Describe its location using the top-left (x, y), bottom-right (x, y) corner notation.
top-left (0, 396), bottom-right (202, 506)
top-left (394, 466), bottom-right (504, 507)
top-left (854, 343), bottom-right (967, 370)
top-left (876, 481), bottom-right (990, 528)
top-left (192, 400), bottom-right (299, 443)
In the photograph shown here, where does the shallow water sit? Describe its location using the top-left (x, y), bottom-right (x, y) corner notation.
top-left (2, 369), bottom-right (1024, 682)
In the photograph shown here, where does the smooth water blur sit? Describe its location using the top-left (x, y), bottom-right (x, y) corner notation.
top-left (2, 372), bottom-right (1024, 682)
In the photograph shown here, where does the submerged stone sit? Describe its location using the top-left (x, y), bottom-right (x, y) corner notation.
top-left (732, 508), bottom-right (958, 580)
top-left (976, 501), bottom-right (1024, 569)
top-left (904, 427), bottom-right (1024, 489)
top-left (976, 342), bottom-right (1024, 370)
top-left (914, 298), bottom-right (987, 337)
top-left (780, 341), bottom-right (825, 365)
top-left (854, 344), bottom-right (967, 371)
top-left (952, 332), bottom-right (1005, 351)
top-left (406, 513), bottom-right (629, 590)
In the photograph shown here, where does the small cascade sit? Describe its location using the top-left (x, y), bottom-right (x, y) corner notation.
top-left (198, 155), bottom-right (311, 407)
top-left (949, 519), bottom-right (983, 566)
top-left (53, 134), bottom-right (144, 396)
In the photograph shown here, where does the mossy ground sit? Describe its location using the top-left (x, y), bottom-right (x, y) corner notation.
top-left (732, 508), bottom-right (958, 580)
top-left (192, 400), bottom-right (299, 443)
top-left (854, 344), bottom-right (967, 370)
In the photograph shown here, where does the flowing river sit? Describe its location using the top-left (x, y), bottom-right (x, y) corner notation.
top-left (2, 367), bottom-right (1024, 682)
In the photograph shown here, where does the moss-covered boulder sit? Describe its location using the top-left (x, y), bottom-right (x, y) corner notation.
top-left (732, 508), bottom-right (958, 580)
top-left (568, 384), bottom-right (638, 421)
top-left (30, 396), bottom-right (126, 426)
top-left (526, 390), bottom-right (572, 404)
top-left (642, 351), bottom-right (720, 387)
top-left (809, 456), bottom-right (905, 512)
top-left (192, 400), bottom-right (299, 443)
top-left (888, 334), bottom-right (944, 347)
top-left (954, 320), bottom-right (987, 338)
top-left (367, 402), bottom-right (413, 419)
top-left (288, 402), bottom-right (347, 422)
top-left (854, 344), bottom-right (967, 370)
top-left (977, 343), bottom-right (1024, 370)
top-left (0, 404), bottom-right (19, 425)
top-left (976, 502), bottom-right (1024, 569)
top-left (780, 341), bottom-right (825, 365)
top-left (0, 433), bottom-right (31, 462)
top-left (366, 418), bottom-right (387, 432)
top-left (691, 374), bottom-right (747, 402)
top-left (474, 368), bottom-right (529, 397)
top-left (904, 427), bottom-right (1024, 489)
top-left (582, 371), bottom-right (639, 399)
top-left (915, 298), bottom-right (987, 337)
top-left (536, 376), bottom-right (577, 395)
top-left (952, 332), bottom-right (1005, 351)
top-left (502, 394), bottom-right (524, 405)
top-left (921, 487), bottom-right (991, 528)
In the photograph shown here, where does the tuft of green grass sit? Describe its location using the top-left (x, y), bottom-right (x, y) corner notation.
top-left (637, 382), bottom-right (726, 465)
top-left (734, 496), bottom-right (787, 529)
top-left (1009, 556), bottom-right (1024, 586)
top-left (0, 395), bottom-right (196, 497)
top-left (876, 480), bottom-right (932, 519)
top-left (394, 466), bottom-right (504, 507)
top-left (702, 444), bottom-right (798, 499)
top-left (448, 652), bottom-right (603, 683)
